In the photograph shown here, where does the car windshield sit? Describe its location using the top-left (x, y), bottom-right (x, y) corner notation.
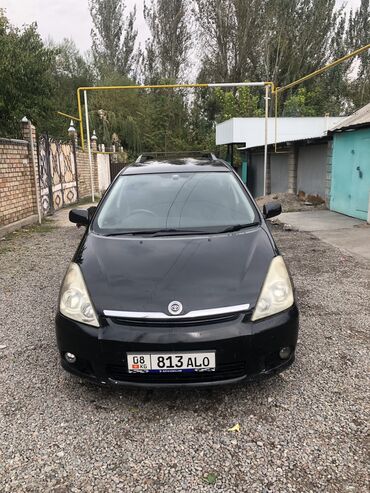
top-left (92, 171), bottom-right (259, 235)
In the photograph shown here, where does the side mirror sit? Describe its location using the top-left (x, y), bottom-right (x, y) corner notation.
top-left (87, 206), bottom-right (97, 221)
top-left (263, 201), bottom-right (282, 219)
top-left (69, 208), bottom-right (89, 226)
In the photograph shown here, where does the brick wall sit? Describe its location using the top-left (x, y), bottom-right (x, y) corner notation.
top-left (0, 120), bottom-right (105, 237)
top-left (76, 147), bottom-right (100, 200)
top-left (0, 137), bottom-right (39, 230)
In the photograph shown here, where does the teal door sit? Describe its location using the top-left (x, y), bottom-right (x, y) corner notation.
top-left (354, 136), bottom-right (370, 214)
top-left (330, 129), bottom-right (370, 220)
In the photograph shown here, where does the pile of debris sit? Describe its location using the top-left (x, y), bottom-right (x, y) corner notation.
top-left (255, 192), bottom-right (326, 213)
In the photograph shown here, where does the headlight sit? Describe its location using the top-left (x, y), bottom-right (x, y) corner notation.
top-left (59, 263), bottom-right (99, 327)
top-left (251, 256), bottom-right (294, 321)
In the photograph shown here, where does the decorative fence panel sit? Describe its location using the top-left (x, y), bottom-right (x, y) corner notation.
top-left (38, 135), bottom-right (78, 215)
top-left (109, 157), bottom-right (126, 183)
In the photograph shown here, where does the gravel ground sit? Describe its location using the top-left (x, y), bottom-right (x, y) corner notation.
top-left (0, 218), bottom-right (369, 493)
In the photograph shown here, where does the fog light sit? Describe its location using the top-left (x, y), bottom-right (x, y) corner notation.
top-left (279, 347), bottom-right (291, 360)
top-left (65, 352), bottom-right (77, 364)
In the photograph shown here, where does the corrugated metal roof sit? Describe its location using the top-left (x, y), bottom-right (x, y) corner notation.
top-left (216, 116), bottom-right (345, 150)
top-left (330, 103), bottom-right (370, 131)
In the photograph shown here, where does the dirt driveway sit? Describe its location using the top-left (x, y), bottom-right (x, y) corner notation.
top-left (0, 218), bottom-right (369, 493)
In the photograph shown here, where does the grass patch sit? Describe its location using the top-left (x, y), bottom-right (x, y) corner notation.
top-left (0, 244), bottom-right (12, 255)
top-left (0, 218), bottom-right (56, 254)
top-left (63, 196), bottom-right (101, 210)
top-left (24, 219), bottom-right (56, 234)
top-left (78, 195), bottom-right (101, 205)
top-left (202, 472), bottom-right (218, 485)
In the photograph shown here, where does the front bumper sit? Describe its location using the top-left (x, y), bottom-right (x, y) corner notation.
top-left (55, 306), bottom-right (299, 388)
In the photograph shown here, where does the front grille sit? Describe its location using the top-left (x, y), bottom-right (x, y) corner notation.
top-left (111, 313), bottom-right (241, 327)
top-left (106, 361), bottom-right (246, 384)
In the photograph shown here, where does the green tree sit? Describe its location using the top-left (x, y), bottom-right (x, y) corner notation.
top-left (194, 0), bottom-right (354, 118)
top-left (0, 10), bottom-right (55, 137)
top-left (89, 0), bottom-right (138, 78)
top-left (214, 86), bottom-right (263, 121)
top-left (44, 38), bottom-right (95, 137)
top-left (347, 0), bottom-right (370, 108)
top-left (194, 0), bottom-right (263, 82)
top-left (259, 0), bottom-right (341, 87)
top-left (143, 0), bottom-right (191, 83)
top-left (1, 0), bottom-right (367, 153)
top-left (283, 88), bottom-right (316, 116)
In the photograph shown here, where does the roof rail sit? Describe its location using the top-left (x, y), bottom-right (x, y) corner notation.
top-left (135, 151), bottom-right (217, 163)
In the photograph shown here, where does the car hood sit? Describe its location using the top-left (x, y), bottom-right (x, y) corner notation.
top-left (75, 228), bottom-right (275, 316)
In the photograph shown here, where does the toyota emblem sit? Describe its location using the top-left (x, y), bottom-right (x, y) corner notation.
top-left (168, 301), bottom-right (183, 315)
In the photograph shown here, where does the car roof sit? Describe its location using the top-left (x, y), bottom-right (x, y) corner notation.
top-left (121, 157), bottom-right (232, 175)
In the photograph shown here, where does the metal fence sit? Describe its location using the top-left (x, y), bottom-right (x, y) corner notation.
top-left (38, 135), bottom-right (78, 215)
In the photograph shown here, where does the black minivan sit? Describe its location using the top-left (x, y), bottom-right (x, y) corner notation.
top-left (56, 155), bottom-right (299, 387)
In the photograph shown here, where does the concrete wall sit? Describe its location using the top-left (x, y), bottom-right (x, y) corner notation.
top-left (248, 152), bottom-right (288, 197)
top-left (297, 143), bottom-right (327, 198)
top-left (97, 153), bottom-right (111, 193)
top-left (248, 141), bottom-right (328, 198)
top-left (247, 153), bottom-right (264, 197)
top-left (271, 153), bottom-right (289, 193)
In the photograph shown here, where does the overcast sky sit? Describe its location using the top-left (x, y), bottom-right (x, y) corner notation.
top-left (0, 0), bottom-right (148, 53)
top-left (0, 0), bottom-right (362, 54)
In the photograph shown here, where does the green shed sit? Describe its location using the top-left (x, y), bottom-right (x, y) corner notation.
top-left (330, 103), bottom-right (370, 221)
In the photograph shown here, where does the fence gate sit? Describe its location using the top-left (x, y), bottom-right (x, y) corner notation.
top-left (38, 135), bottom-right (78, 215)
top-left (109, 155), bottom-right (126, 182)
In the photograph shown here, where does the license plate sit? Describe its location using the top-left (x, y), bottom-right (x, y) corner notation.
top-left (127, 351), bottom-right (216, 373)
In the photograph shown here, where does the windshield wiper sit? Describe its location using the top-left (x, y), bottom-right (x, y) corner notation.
top-left (102, 224), bottom-right (259, 237)
top-left (220, 222), bottom-right (260, 233)
top-left (103, 228), bottom-right (212, 237)
top-left (103, 230), bottom-right (159, 237)
top-left (150, 229), bottom-right (213, 236)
